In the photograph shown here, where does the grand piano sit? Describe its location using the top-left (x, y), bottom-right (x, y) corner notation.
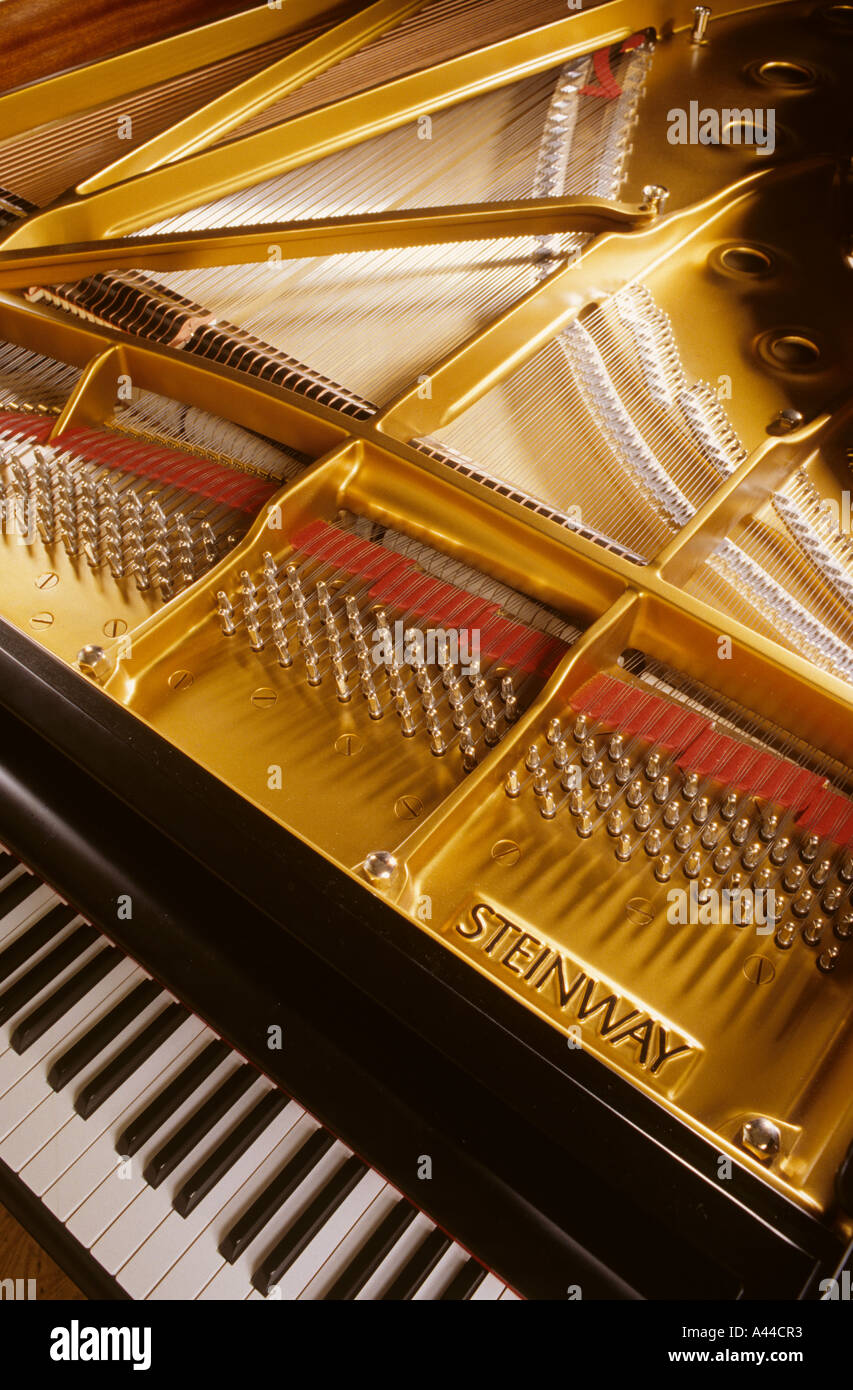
top-left (0, 0), bottom-right (851, 1301)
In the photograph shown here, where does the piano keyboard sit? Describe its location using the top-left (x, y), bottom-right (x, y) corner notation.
top-left (0, 851), bottom-right (514, 1301)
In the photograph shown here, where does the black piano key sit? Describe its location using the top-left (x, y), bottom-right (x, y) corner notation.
top-left (252, 1153), bottom-right (367, 1295)
top-left (323, 1200), bottom-right (417, 1300)
top-left (381, 1227), bottom-right (453, 1300)
top-left (143, 1064), bottom-right (256, 1189)
top-left (47, 978), bottom-right (163, 1090)
top-left (0, 903), bottom-right (78, 984)
top-left (174, 1088), bottom-right (289, 1218)
top-left (220, 1128), bottom-right (334, 1264)
top-left (116, 1039), bottom-right (231, 1158)
top-left (0, 924), bottom-right (99, 1026)
top-left (75, 1001), bottom-right (190, 1119)
top-left (0, 872), bottom-right (38, 921)
top-left (441, 1257), bottom-right (488, 1300)
top-left (10, 945), bottom-right (124, 1054)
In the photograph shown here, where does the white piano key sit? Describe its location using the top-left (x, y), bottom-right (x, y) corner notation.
top-left (94, 1075), bottom-right (271, 1276)
top-left (499, 1286), bottom-right (521, 1299)
top-left (263, 1168), bottom-right (387, 1302)
top-left (297, 1184), bottom-right (401, 1300)
top-left (0, 1010), bottom-right (202, 1169)
top-left (197, 1139), bottom-right (351, 1301)
top-left (355, 1211), bottom-right (434, 1300)
top-left (143, 1107), bottom-right (316, 1301)
top-left (66, 1036), bottom-right (232, 1247)
top-left (125, 1099), bottom-right (305, 1299)
top-left (0, 880), bottom-right (58, 945)
top-left (0, 942), bottom-right (127, 1142)
top-left (0, 957), bottom-right (140, 1099)
top-left (412, 1243), bottom-right (470, 1300)
top-left (470, 1272), bottom-right (506, 1300)
top-left (21, 992), bottom-right (192, 1198)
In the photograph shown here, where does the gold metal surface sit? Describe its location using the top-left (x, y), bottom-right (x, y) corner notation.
top-left (0, 0), bottom-right (851, 1233)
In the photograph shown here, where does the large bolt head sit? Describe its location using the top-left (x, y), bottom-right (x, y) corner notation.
top-left (740, 1116), bottom-right (781, 1162)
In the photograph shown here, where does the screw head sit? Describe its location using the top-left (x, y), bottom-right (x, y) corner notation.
top-left (77, 644), bottom-right (111, 683)
top-left (739, 1116), bottom-right (781, 1162)
top-left (767, 407), bottom-right (804, 436)
top-left (363, 850), bottom-right (398, 886)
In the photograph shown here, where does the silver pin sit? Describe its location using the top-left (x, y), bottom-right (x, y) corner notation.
top-left (802, 918), bottom-right (825, 946)
top-left (396, 693), bottom-right (416, 736)
top-left (645, 828), bottom-right (662, 856)
top-left (595, 786), bottom-right (612, 812)
top-left (500, 676), bottom-right (519, 722)
top-left (615, 834), bottom-right (632, 862)
top-left (614, 757), bottom-right (632, 785)
top-left (547, 718), bottom-right (562, 745)
top-left (645, 753), bottom-right (662, 781)
top-left (783, 863), bottom-right (805, 892)
top-left (580, 738), bottom-right (597, 766)
top-left (792, 891), bottom-right (813, 918)
top-left (835, 913), bottom-right (853, 940)
top-left (700, 821), bottom-right (721, 849)
top-left (654, 855), bottom-right (672, 882)
top-left (775, 922), bottom-right (796, 950)
top-left (429, 727), bottom-right (447, 756)
top-left (625, 780), bottom-right (644, 808)
top-left (576, 812), bottom-right (593, 838)
top-left (682, 772), bottom-right (699, 800)
top-left (713, 845), bottom-right (733, 873)
top-left (823, 885), bottom-right (843, 913)
top-left (540, 791), bottom-right (556, 820)
top-left (606, 808), bottom-right (623, 837)
top-left (216, 591), bottom-right (235, 635)
top-left (652, 775), bottom-right (671, 805)
top-left (800, 834), bottom-right (819, 863)
top-left (690, 5), bottom-right (711, 43)
top-left (588, 760), bottom-right (607, 789)
top-left (691, 797), bottom-right (710, 825)
top-left (553, 741), bottom-right (570, 770)
top-left (839, 854), bottom-right (853, 884)
top-left (533, 768), bottom-right (549, 796)
top-left (201, 521), bottom-right (218, 567)
top-left (810, 859), bottom-right (831, 887)
top-left (683, 851), bottom-right (702, 879)
top-left (525, 745), bottom-right (542, 772)
top-left (818, 944), bottom-right (840, 973)
top-left (742, 842), bottom-right (763, 870)
top-left (567, 788), bottom-right (585, 816)
top-left (459, 726), bottom-right (477, 771)
top-left (634, 802), bottom-right (652, 832)
top-left (608, 734), bottom-right (624, 761)
top-left (674, 824), bottom-right (693, 853)
top-left (572, 715), bottom-right (588, 742)
top-left (754, 867), bottom-right (773, 891)
top-left (720, 793), bottom-right (738, 821)
top-left (663, 802), bottom-right (681, 829)
top-left (505, 769), bottom-right (521, 798)
top-left (483, 717), bottom-right (500, 747)
top-left (759, 813), bottom-right (778, 843)
top-left (769, 838), bottom-right (790, 866)
top-left (730, 817), bottom-right (750, 846)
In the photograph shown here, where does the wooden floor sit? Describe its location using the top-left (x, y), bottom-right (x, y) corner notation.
top-left (0, 1202), bottom-right (84, 1299)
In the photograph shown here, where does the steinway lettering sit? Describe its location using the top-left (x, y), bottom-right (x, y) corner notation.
top-left (455, 904), bottom-right (694, 1077)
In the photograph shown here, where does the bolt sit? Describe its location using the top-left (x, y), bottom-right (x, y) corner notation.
top-left (77, 644), bottom-right (112, 683)
top-left (690, 5), bottom-right (711, 43)
top-left (739, 1116), bottom-right (781, 1163)
top-left (251, 687), bottom-right (277, 708)
top-left (168, 670), bottom-right (194, 691)
top-left (363, 850), bottom-right (398, 886)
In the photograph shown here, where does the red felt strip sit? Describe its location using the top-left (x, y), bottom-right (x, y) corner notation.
top-left (580, 46), bottom-right (623, 99)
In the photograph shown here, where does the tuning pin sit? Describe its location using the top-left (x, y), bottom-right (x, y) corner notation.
top-left (533, 768), bottom-right (549, 796)
top-left (720, 792), bottom-right (738, 821)
top-left (663, 801), bottom-right (681, 829)
top-left (835, 912), bottom-right (853, 940)
top-left (567, 788), bottom-right (585, 816)
top-left (505, 769), bottom-right (521, 798)
top-left (483, 717), bottom-right (500, 747)
top-left (576, 811), bottom-right (593, 838)
top-left (588, 760), bottom-right (607, 789)
top-left (700, 821), bottom-right (721, 850)
top-left (809, 858), bottom-right (831, 888)
top-left (730, 817), bottom-right (750, 846)
top-left (644, 828), bottom-right (662, 856)
top-left (783, 863), bottom-right (805, 892)
top-left (525, 745), bottom-right (541, 772)
top-left (608, 734), bottom-right (624, 761)
top-left (818, 944), bottom-right (841, 973)
top-left (580, 738), bottom-right (597, 766)
top-left (742, 842), bottom-right (763, 870)
top-left (553, 740), bottom-right (570, 770)
top-left (802, 918), bottom-right (825, 946)
top-left (216, 591), bottom-right (236, 636)
top-left (682, 772), bottom-right (699, 800)
top-left (645, 753), bottom-right (662, 781)
top-left (546, 718), bottom-right (562, 745)
top-left (683, 851), bottom-right (702, 879)
top-left (822, 885), bottom-right (843, 913)
top-left (654, 855), bottom-right (672, 882)
top-left (429, 726), bottom-right (447, 756)
top-left (634, 802), bottom-right (652, 832)
top-left (769, 837), bottom-right (790, 866)
top-left (459, 726), bottom-right (477, 771)
top-left (572, 714), bottom-right (588, 742)
top-left (499, 676), bottom-right (518, 722)
top-left (775, 922), bottom-right (796, 950)
top-left (595, 786), bottom-right (612, 812)
top-left (625, 780), bottom-right (644, 808)
top-left (839, 854), bottom-right (853, 884)
top-left (754, 867), bottom-right (773, 891)
top-left (691, 797), bottom-right (710, 825)
top-left (396, 693), bottom-right (416, 736)
top-left (713, 845), bottom-right (733, 874)
top-left (471, 678), bottom-right (489, 708)
top-left (334, 669), bottom-right (350, 701)
top-left (361, 671), bottom-right (382, 719)
top-left (674, 824), bottom-right (693, 853)
top-left (201, 521), bottom-right (218, 567)
top-left (652, 775), bottom-right (671, 805)
top-left (615, 834), bottom-right (633, 862)
top-left (540, 791), bottom-right (557, 820)
top-left (614, 757), bottom-right (632, 786)
top-left (800, 834), bottom-right (819, 863)
top-left (792, 890), bottom-right (813, 919)
top-left (606, 809), bottom-right (623, 837)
